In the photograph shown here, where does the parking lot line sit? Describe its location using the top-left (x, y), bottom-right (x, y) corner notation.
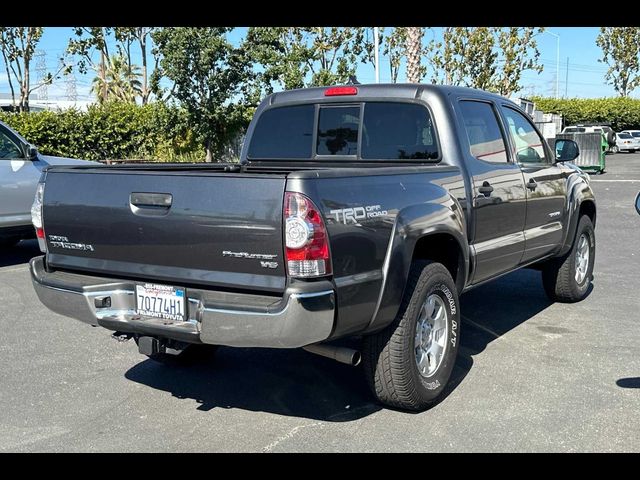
top-left (589, 179), bottom-right (640, 182)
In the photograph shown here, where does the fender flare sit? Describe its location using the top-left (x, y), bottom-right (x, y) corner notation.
top-left (365, 196), bottom-right (469, 334)
top-left (559, 174), bottom-right (596, 256)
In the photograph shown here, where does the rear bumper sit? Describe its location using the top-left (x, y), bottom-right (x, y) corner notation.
top-left (30, 256), bottom-right (335, 348)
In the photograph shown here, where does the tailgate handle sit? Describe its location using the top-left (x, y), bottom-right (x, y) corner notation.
top-left (130, 192), bottom-right (173, 208)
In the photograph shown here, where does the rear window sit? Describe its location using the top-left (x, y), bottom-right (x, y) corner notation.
top-left (317, 106), bottom-right (359, 155)
top-left (361, 103), bottom-right (438, 160)
top-left (247, 101), bottom-right (439, 161)
top-left (247, 104), bottom-right (314, 159)
top-left (565, 127), bottom-right (586, 133)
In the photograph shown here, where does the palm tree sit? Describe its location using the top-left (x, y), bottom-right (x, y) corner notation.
top-left (92, 54), bottom-right (142, 103)
top-left (406, 27), bottom-right (423, 83)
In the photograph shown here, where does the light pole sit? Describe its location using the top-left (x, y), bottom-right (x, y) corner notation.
top-left (373, 27), bottom-right (380, 83)
top-left (545, 30), bottom-right (560, 98)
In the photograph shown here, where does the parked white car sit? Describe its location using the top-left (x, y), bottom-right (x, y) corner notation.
top-left (615, 132), bottom-right (640, 153)
top-left (0, 121), bottom-right (91, 247)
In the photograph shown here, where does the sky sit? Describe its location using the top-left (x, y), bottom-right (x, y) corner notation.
top-left (0, 27), bottom-right (621, 104)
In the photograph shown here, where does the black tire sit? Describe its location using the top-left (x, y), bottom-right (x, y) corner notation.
top-left (362, 260), bottom-right (460, 411)
top-left (542, 215), bottom-right (595, 303)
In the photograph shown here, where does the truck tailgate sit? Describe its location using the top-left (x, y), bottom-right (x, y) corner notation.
top-left (42, 169), bottom-right (287, 293)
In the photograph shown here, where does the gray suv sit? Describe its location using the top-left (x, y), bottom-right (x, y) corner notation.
top-left (0, 121), bottom-right (89, 247)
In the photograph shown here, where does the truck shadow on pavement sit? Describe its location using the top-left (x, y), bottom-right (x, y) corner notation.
top-left (0, 240), bottom-right (40, 268)
top-left (124, 268), bottom-right (570, 422)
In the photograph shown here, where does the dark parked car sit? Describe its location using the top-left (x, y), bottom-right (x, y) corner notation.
top-left (29, 84), bottom-right (595, 411)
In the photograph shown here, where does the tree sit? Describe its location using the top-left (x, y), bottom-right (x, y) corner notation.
top-left (406, 27), bottom-right (424, 83)
top-left (596, 27), bottom-right (640, 97)
top-left (244, 27), bottom-right (309, 93)
top-left (114, 28), bottom-right (156, 104)
top-left (383, 27), bottom-right (407, 83)
top-left (245, 27), bottom-right (365, 92)
top-left (428, 27), bottom-right (543, 96)
top-left (152, 27), bottom-right (251, 162)
top-left (0, 27), bottom-right (68, 111)
top-left (67, 27), bottom-right (114, 103)
top-left (429, 27), bottom-right (496, 88)
top-left (68, 27), bottom-right (157, 104)
top-left (91, 55), bottom-right (142, 103)
top-left (493, 27), bottom-right (544, 97)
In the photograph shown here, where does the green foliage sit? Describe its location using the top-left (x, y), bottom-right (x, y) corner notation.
top-left (245, 27), bottom-right (365, 92)
top-left (0, 102), bottom-right (202, 161)
top-left (532, 96), bottom-right (640, 131)
top-left (92, 54), bottom-right (142, 104)
top-left (429, 27), bottom-right (543, 96)
top-left (596, 27), bottom-right (640, 97)
top-left (152, 27), bottom-right (251, 162)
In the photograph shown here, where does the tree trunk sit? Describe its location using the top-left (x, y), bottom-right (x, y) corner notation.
top-left (140, 33), bottom-right (148, 105)
top-left (100, 50), bottom-right (107, 103)
top-left (1, 51), bottom-right (16, 110)
top-left (20, 54), bottom-right (30, 112)
top-left (205, 139), bottom-right (213, 163)
top-left (406, 27), bottom-right (423, 83)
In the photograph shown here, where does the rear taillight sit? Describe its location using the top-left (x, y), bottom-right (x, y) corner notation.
top-left (31, 182), bottom-right (46, 252)
top-left (284, 192), bottom-right (331, 278)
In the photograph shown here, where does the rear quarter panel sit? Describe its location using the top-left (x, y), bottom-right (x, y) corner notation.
top-left (287, 167), bottom-right (468, 338)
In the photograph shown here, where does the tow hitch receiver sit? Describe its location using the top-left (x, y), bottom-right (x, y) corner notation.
top-left (138, 336), bottom-right (161, 356)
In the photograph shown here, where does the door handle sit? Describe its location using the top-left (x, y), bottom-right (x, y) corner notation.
top-left (526, 179), bottom-right (538, 191)
top-left (129, 192), bottom-right (173, 217)
top-left (478, 181), bottom-right (494, 196)
top-left (130, 192), bottom-right (173, 208)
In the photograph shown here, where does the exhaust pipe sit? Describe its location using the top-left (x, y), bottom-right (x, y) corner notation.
top-left (303, 344), bottom-right (361, 366)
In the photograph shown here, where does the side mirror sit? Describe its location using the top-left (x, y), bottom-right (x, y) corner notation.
top-left (636, 192), bottom-right (640, 215)
top-left (26, 144), bottom-right (38, 160)
top-left (555, 139), bottom-right (579, 163)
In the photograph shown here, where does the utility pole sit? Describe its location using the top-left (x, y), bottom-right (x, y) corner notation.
top-left (373, 27), bottom-right (380, 83)
top-left (565, 57), bottom-right (569, 98)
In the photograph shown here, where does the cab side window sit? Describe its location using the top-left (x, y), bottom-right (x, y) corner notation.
top-left (458, 100), bottom-right (508, 163)
top-left (0, 129), bottom-right (23, 159)
top-left (501, 107), bottom-right (547, 164)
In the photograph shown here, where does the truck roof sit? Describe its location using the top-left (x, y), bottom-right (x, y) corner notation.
top-left (267, 83), bottom-right (512, 106)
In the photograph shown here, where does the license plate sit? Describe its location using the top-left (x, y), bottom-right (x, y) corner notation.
top-left (135, 283), bottom-right (186, 322)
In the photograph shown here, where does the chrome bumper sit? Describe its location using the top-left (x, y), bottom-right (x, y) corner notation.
top-left (30, 256), bottom-right (335, 348)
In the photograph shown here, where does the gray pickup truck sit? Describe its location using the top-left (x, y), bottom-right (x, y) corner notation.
top-left (29, 84), bottom-right (596, 411)
top-left (0, 121), bottom-right (88, 247)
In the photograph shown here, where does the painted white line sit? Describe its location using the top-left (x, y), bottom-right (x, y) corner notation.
top-left (590, 179), bottom-right (640, 182)
top-left (461, 315), bottom-right (504, 341)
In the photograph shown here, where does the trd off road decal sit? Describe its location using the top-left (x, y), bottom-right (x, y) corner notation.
top-left (330, 205), bottom-right (388, 224)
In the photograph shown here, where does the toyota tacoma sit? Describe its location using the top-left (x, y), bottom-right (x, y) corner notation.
top-left (29, 84), bottom-right (596, 411)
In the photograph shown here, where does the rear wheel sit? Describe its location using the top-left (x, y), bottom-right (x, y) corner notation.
top-left (542, 215), bottom-right (595, 303)
top-left (362, 260), bottom-right (460, 411)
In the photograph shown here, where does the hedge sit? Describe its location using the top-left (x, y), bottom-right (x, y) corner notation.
top-left (0, 102), bottom-right (203, 162)
top-left (532, 96), bottom-right (640, 132)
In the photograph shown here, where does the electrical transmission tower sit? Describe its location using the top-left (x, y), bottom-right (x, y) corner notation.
top-left (34, 50), bottom-right (48, 101)
top-left (62, 55), bottom-right (77, 102)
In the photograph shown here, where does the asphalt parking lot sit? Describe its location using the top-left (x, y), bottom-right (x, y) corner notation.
top-left (1, 154), bottom-right (639, 452)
